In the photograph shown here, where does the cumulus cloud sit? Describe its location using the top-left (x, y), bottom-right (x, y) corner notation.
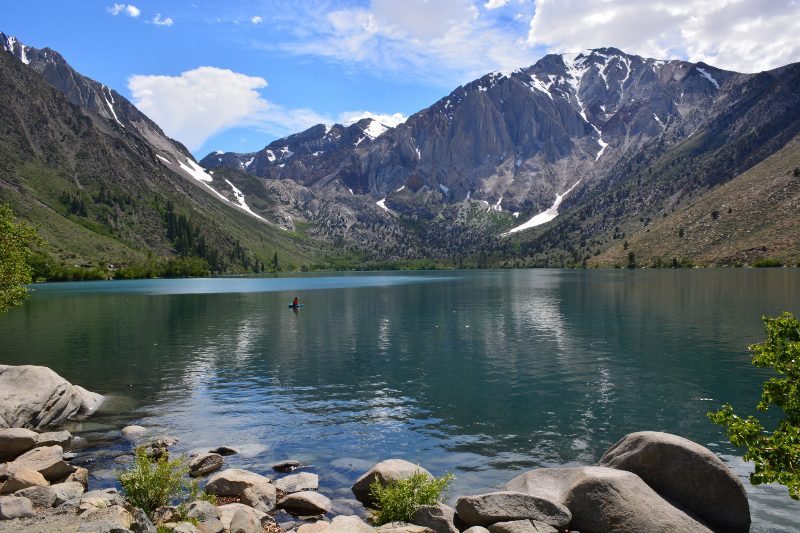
top-left (272, 0), bottom-right (537, 85)
top-left (107, 4), bottom-right (140, 17)
top-left (128, 67), bottom-right (328, 150)
top-left (151, 14), bottom-right (174, 27)
top-left (251, 16), bottom-right (263, 24)
top-left (528, 0), bottom-right (800, 73)
top-left (484, 0), bottom-right (511, 8)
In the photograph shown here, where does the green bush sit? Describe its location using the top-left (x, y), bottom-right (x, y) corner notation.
top-left (119, 447), bottom-right (191, 517)
top-left (752, 258), bottom-right (783, 268)
top-left (369, 471), bottom-right (454, 525)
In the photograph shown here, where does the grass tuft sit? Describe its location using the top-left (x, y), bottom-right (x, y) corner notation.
top-left (369, 471), bottom-right (454, 525)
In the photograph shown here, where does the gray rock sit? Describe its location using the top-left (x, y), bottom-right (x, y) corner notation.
top-left (216, 503), bottom-right (266, 530)
top-left (598, 431), bottom-right (751, 533)
top-left (208, 446), bottom-right (238, 456)
top-left (14, 485), bottom-right (56, 508)
top-left (455, 491), bottom-right (570, 529)
top-left (80, 488), bottom-right (124, 512)
top-left (76, 519), bottom-right (131, 532)
top-left (0, 428), bottom-right (38, 461)
top-left (36, 430), bottom-right (72, 447)
top-left (327, 514), bottom-right (373, 532)
top-left (463, 527), bottom-right (491, 533)
top-left (376, 523), bottom-right (435, 532)
top-left (0, 495), bottom-right (35, 520)
top-left (51, 481), bottom-right (86, 505)
top-left (152, 506), bottom-right (181, 525)
top-left (81, 504), bottom-right (134, 530)
top-left (131, 507), bottom-right (157, 533)
top-left (185, 500), bottom-right (219, 522)
top-left (0, 465), bottom-right (48, 493)
top-left (411, 503), bottom-right (459, 533)
top-left (164, 522), bottom-right (202, 533)
top-left (205, 468), bottom-right (272, 497)
top-left (272, 459), bottom-right (302, 472)
top-left (10, 445), bottom-right (75, 481)
top-left (65, 466), bottom-right (90, 489)
top-left (505, 466), bottom-right (712, 533)
top-left (0, 365), bottom-right (103, 429)
top-left (189, 453), bottom-right (223, 477)
top-left (297, 521), bottom-right (330, 533)
top-left (351, 459), bottom-right (432, 507)
top-left (121, 425), bottom-right (148, 439)
top-left (488, 520), bottom-right (558, 533)
top-left (277, 471), bottom-right (318, 494)
top-left (230, 507), bottom-right (261, 533)
top-left (240, 483), bottom-right (277, 513)
top-left (199, 518), bottom-right (224, 533)
top-left (278, 491), bottom-right (333, 515)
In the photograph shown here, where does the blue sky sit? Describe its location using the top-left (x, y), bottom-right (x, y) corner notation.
top-left (3, 1), bottom-right (799, 159)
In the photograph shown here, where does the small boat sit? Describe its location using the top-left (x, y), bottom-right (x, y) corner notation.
top-left (288, 303), bottom-right (304, 309)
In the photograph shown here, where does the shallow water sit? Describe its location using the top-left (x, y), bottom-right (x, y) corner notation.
top-left (2, 269), bottom-right (799, 530)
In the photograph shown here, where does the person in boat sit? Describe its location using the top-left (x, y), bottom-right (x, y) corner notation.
top-left (293, 297), bottom-right (300, 307)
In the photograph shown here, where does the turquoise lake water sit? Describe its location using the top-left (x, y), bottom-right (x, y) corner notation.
top-left (1, 269), bottom-right (799, 530)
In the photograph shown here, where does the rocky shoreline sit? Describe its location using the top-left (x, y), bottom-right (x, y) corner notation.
top-left (1, 366), bottom-right (751, 533)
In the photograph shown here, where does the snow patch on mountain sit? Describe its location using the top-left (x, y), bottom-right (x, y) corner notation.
top-left (225, 179), bottom-right (266, 221)
top-left (344, 111), bottom-right (407, 139)
top-left (102, 85), bottom-right (124, 128)
top-left (504, 180), bottom-right (582, 235)
top-left (697, 67), bottom-right (720, 89)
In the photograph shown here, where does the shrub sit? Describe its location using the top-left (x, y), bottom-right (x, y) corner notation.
top-left (119, 447), bottom-right (191, 517)
top-left (752, 258), bottom-right (783, 268)
top-left (369, 472), bottom-right (454, 525)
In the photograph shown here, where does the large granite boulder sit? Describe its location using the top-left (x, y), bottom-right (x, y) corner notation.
top-left (216, 503), bottom-right (266, 530)
top-left (412, 503), bottom-right (459, 533)
top-left (14, 485), bottom-right (57, 508)
top-left (0, 428), bottom-right (38, 460)
top-left (505, 466), bottom-right (712, 532)
top-left (205, 469), bottom-right (272, 497)
top-left (351, 459), bottom-right (432, 507)
top-left (276, 472), bottom-right (318, 494)
top-left (0, 495), bottom-right (35, 520)
top-left (598, 431), bottom-right (751, 532)
top-left (487, 520), bottom-right (557, 533)
top-left (0, 466), bottom-right (48, 494)
top-left (455, 492), bottom-right (570, 530)
top-left (240, 483), bottom-right (277, 513)
top-left (0, 365), bottom-right (103, 429)
top-left (278, 491), bottom-right (333, 515)
top-left (9, 445), bottom-right (75, 481)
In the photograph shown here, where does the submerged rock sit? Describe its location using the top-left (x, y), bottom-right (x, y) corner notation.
top-left (189, 452), bottom-right (224, 477)
top-left (272, 459), bottom-right (302, 472)
top-left (121, 425), bottom-right (148, 439)
top-left (209, 446), bottom-right (239, 456)
top-left (351, 459), bottom-right (432, 507)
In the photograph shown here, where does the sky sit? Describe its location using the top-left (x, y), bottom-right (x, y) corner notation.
top-left (2, 1), bottom-right (800, 159)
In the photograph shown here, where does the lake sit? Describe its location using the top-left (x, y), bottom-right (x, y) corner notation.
top-left (2, 269), bottom-right (799, 530)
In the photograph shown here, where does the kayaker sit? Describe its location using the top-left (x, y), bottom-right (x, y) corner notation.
top-left (293, 297), bottom-right (300, 307)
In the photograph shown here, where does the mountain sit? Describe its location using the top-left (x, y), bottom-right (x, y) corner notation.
top-left (0, 33), bottom-right (326, 274)
top-left (207, 48), bottom-right (800, 267)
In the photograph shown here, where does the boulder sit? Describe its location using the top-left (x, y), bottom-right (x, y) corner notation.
top-left (152, 506), bottom-right (182, 525)
top-left (488, 520), bottom-right (558, 533)
top-left (131, 507), bottom-right (157, 533)
top-left (81, 504), bottom-right (133, 530)
top-left (189, 453), bottom-right (224, 477)
top-left (80, 488), bottom-right (124, 512)
top-left (0, 466), bottom-right (48, 494)
top-left (411, 503), bottom-right (459, 533)
top-left (278, 491), bottom-right (333, 515)
top-left (36, 430), bottom-right (72, 447)
top-left (463, 528), bottom-right (491, 533)
top-left (230, 507), bottom-right (262, 533)
top-left (76, 520), bottom-right (131, 533)
top-left (376, 523), bottom-right (436, 532)
top-left (163, 522), bottom-right (202, 533)
top-left (185, 500), bottom-right (219, 522)
top-left (10, 445), bottom-right (75, 481)
top-left (0, 428), bottom-right (38, 460)
top-left (240, 483), bottom-right (277, 513)
top-left (505, 466), bottom-right (712, 533)
top-left (297, 521), bottom-right (331, 533)
top-left (65, 466), bottom-right (89, 489)
top-left (351, 459), bottom-right (432, 506)
top-left (14, 485), bottom-right (56, 508)
top-left (51, 481), bottom-right (85, 506)
top-left (276, 472), bottom-right (318, 494)
top-left (122, 425), bottom-right (149, 439)
top-left (327, 514), bottom-right (374, 532)
top-left (0, 495), bottom-right (35, 520)
top-left (0, 365), bottom-right (103, 429)
top-left (208, 446), bottom-right (238, 456)
top-left (272, 459), bottom-right (302, 472)
top-left (199, 518), bottom-right (224, 533)
top-left (598, 431), bottom-right (751, 532)
top-left (216, 503), bottom-right (266, 530)
top-left (205, 468), bottom-right (271, 497)
top-left (455, 491), bottom-right (570, 529)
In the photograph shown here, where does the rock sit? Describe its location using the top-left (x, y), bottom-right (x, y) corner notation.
top-left (76, 520), bottom-right (131, 533)
top-left (205, 468), bottom-right (272, 497)
top-left (276, 472), bottom-right (318, 494)
top-left (328, 514), bottom-right (377, 532)
top-left (151, 436), bottom-right (180, 447)
top-left (0, 428), bottom-right (38, 460)
top-left (230, 507), bottom-right (262, 533)
top-left (131, 507), bottom-right (157, 533)
top-left (0, 466), bottom-right (48, 494)
top-left (122, 425), bottom-right (148, 439)
top-left (598, 431), bottom-right (751, 532)
top-left (297, 521), bottom-right (331, 533)
top-left (208, 446), bottom-right (238, 456)
top-left (81, 504), bottom-right (133, 530)
top-left (505, 466), bottom-right (712, 533)
top-left (186, 500), bottom-right (219, 522)
top-left (10, 445), bottom-right (75, 481)
top-left (0, 365), bottom-right (104, 429)
top-left (351, 459), bottom-right (432, 506)
top-left (51, 481), bottom-right (86, 505)
top-left (216, 503), bottom-right (266, 530)
top-left (152, 506), bottom-right (182, 525)
top-left (189, 453), bottom-right (224, 477)
top-left (240, 483), bottom-right (277, 513)
top-left (412, 503), bottom-right (459, 533)
top-left (65, 466), bottom-right (89, 489)
top-left (487, 520), bottom-right (558, 533)
top-left (163, 523), bottom-right (202, 533)
top-left (463, 527), bottom-right (491, 533)
top-left (272, 459), bottom-right (302, 472)
top-left (14, 485), bottom-right (56, 508)
top-left (36, 430), bottom-right (72, 447)
top-left (0, 495), bottom-right (35, 520)
top-left (198, 518), bottom-right (224, 533)
top-left (376, 523), bottom-right (435, 532)
top-left (455, 491), bottom-right (571, 529)
top-left (80, 488), bottom-right (123, 512)
top-left (278, 491), bottom-right (333, 515)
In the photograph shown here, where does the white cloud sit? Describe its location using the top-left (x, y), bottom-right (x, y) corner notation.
top-left (151, 14), bottom-right (174, 27)
top-left (251, 16), bottom-right (263, 24)
top-left (107, 4), bottom-right (140, 17)
top-left (484, 0), bottom-right (511, 8)
top-left (528, 0), bottom-right (800, 73)
top-left (128, 67), bottom-right (329, 151)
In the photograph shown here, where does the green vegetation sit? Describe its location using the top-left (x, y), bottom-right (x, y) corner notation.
top-left (709, 312), bottom-right (800, 500)
top-left (0, 204), bottom-right (41, 312)
top-left (369, 472), bottom-right (454, 525)
top-left (119, 447), bottom-right (193, 517)
top-left (752, 258), bottom-right (784, 268)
